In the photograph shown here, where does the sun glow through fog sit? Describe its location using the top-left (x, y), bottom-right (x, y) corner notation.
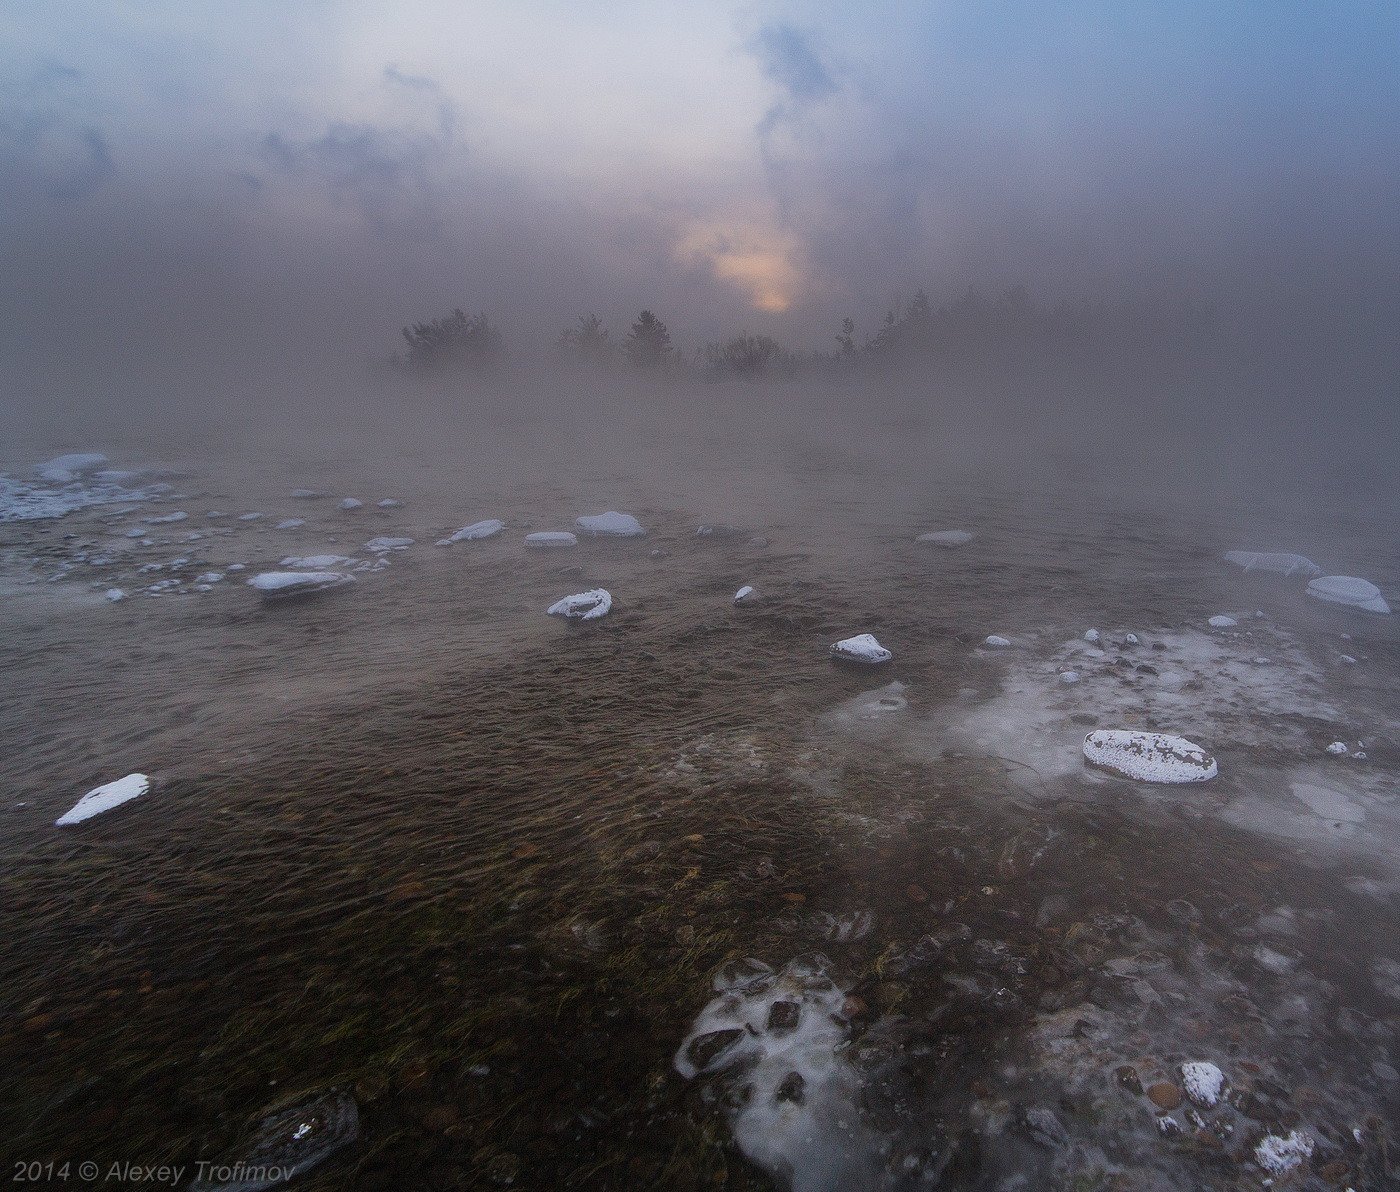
top-left (674, 218), bottom-right (803, 313)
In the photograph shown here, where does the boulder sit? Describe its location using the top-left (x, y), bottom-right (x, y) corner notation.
top-left (576, 511), bottom-right (645, 537)
top-left (830, 634), bottom-right (892, 664)
top-left (547, 588), bottom-right (612, 620)
top-left (1083, 729), bottom-right (1217, 783)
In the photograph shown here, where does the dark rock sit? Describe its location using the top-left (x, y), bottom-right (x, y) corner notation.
top-left (686, 1028), bottom-right (744, 1072)
top-left (1019, 1106), bottom-right (1069, 1150)
top-left (190, 1087), bottom-right (359, 1191)
top-left (774, 1071), bottom-right (805, 1105)
top-left (766, 1001), bottom-right (801, 1032)
top-left (1114, 1065), bottom-right (1143, 1096)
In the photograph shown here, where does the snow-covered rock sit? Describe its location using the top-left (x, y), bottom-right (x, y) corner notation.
top-left (984, 635), bottom-right (1012, 648)
top-left (1306, 575), bottom-right (1391, 614)
top-left (36, 452), bottom-right (108, 483)
top-left (733, 585), bottom-right (759, 606)
top-left (377, 498), bottom-right (401, 508)
top-left (1254, 1130), bottom-right (1313, 1175)
top-left (194, 571), bottom-right (224, 585)
top-left (280, 554), bottom-right (353, 569)
top-left (916, 529), bottom-right (974, 547)
top-left (1083, 730), bottom-right (1217, 783)
top-left (1060, 670), bottom-right (1081, 684)
top-left (1083, 629), bottom-right (1100, 643)
top-left (1207, 615), bottom-right (1237, 628)
top-left (339, 497), bottom-right (362, 510)
top-left (275, 518), bottom-right (306, 530)
top-left (1326, 741), bottom-right (1348, 755)
top-left (248, 571), bottom-right (353, 598)
top-left (56, 773), bottom-right (149, 826)
top-left (238, 512), bottom-right (263, 521)
top-left (830, 634), bottom-right (892, 665)
top-left (364, 536), bottom-right (413, 553)
top-left (1223, 550), bottom-right (1320, 577)
top-left (524, 531), bottom-right (577, 549)
top-left (105, 588), bottom-right (126, 602)
top-left (436, 519), bottom-right (504, 545)
top-left (547, 588), bottom-right (612, 620)
top-left (145, 511), bottom-right (188, 524)
top-left (576, 510), bottom-right (645, 537)
top-left (1180, 1061), bottom-right (1224, 1107)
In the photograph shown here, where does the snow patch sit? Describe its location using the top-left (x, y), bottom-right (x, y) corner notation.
top-left (916, 529), bottom-right (973, 547)
top-left (1223, 550), bottom-right (1320, 577)
top-left (547, 588), bottom-right (612, 620)
top-left (248, 571), bottom-right (354, 598)
top-left (436, 519), bottom-right (504, 545)
top-left (524, 531), bottom-right (577, 549)
top-left (576, 510), bottom-right (644, 537)
top-left (56, 773), bottom-right (149, 826)
top-left (1307, 575), bottom-right (1391, 615)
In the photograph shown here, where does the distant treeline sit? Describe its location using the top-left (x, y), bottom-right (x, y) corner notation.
top-left (393, 287), bottom-right (1217, 379)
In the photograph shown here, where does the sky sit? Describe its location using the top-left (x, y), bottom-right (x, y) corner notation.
top-left (1, 1), bottom-right (1397, 359)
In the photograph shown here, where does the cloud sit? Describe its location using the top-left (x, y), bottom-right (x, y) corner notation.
top-left (0, 60), bottom-right (116, 202)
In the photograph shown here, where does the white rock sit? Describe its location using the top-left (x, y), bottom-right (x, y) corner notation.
top-left (339, 497), bottom-right (363, 510)
top-left (1224, 550), bottom-right (1321, 577)
top-left (1083, 629), bottom-right (1100, 643)
top-left (733, 585), bottom-right (759, 605)
top-left (984, 635), bottom-right (1012, 648)
top-left (437, 519), bottom-right (504, 545)
top-left (1083, 729), bottom-right (1217, 783)
top-left (238, 512), bottom-right (263, 521)
top-left (1326, 741), bottom-right (1348, 755)
top-left (1207, 615), bottom-right (1237, 628)
top-left (1307, 575), bottom-right (1391, 615)
top-left (576, 510), bottom-right (645, 537)
top-left (195, 571), bottom-right (224, 585)
top-left (145, 511), bottom-right (188, 524)
top-left (1060, 670), bottom-right (1081, 684)
top-left (524, 531), bottom-right (577, 549)
top-left (1254, 1130), bottom-right (1314, 1175)
top-left (1180, 1061), bottom-right (1224, 1107)
top-left (1339, 654), bottom-right (1357, 665)
top-left (275, 518), bottom-right (306, 530)
top-left (547, 588), bottom-right (612, 620)
top-left (37, 452), bottom-right (108, 483)
top-left (105, 588), bottom-right (126, 602)
top-left (916, 529), bottom-right (974, 547)
top-left (1124, 632), bottom-right (1139, 645)
top-left (56, 773), bottom-right (149, 826)
top-left (364, 536), bottom-right (413, 553)
top-left (227, 563), bottom-right (246, 571)
top-left (377, 498), bottom-right (401, 508)
top-left (280, 555), bottom-right (353, 569)
top-left (247, 571), bottom-right (354, 598)
top-left (831, 634), bottom-right (892, 664)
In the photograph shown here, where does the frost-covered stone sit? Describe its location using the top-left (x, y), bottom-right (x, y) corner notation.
top-left (364, 536), bottom-right (413, 553)
top-left (524, 531), bottom-right (577, 549)
top-left (916, 529), bottom-right (973, 547)
top-left (1083, 629), bottom-right (1100, 643)
top-left (377, 498), bottom-right (401, 508)
top-left (145, 511), bottom-right (188, 524)
top-left (248, 571), bottom-right (354, 598)
top-left (1326, 741), bottom-right (1348, 755)
top-left (1083, 730), bottom-right (1217, 783)
top-left (275, 518), bottom-right (306, 530)
top-left (1207, 615), bottom-right (1237, 628)
top-left (733, 585), bottom-right (759, 606)
top-left (280, 555), bottom-right (353, 569)
top-left (339, 497), bottom-right (362, 510)
top-left (1179, 1061), bottom-right (1224, 1107)
top-left (195, 572), bottom-right (224, 585)
top-left (1223, 550), bottom-right (1320, 577)
top-left (576, 510), bottom-right (644, 537)
top-left (36, 452), bottom-right (108, 483)
top-left (984, 635), bottom-right (1012, 648)
top-left (437, 519), bottom-right (504, 545)
top-left (105, 588), bottom-right (126, 602)
top-left (238, 512), bottom-right (263, 521)
top-left (831, 634), bottom-right (892, 664)
top-left (1060, 670), bottom-right (1081, 684)
top-left (547, 588), bottom-right (612, 620)
top-left (56, 773), bottom-right (149, 826)
top-left (1254, 1130), bottom-right (1313, 1175)
top-left (1306, 575), bottom-right (1391, 614)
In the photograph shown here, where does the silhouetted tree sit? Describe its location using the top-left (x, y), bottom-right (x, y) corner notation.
top-left (400, 309), bottom-right (504, 369)
top-left (835, 317), bottom-right (856, 357)
top-left (704, 332), bottom-right (783, 378)
top-left (557, 314), bottom-right (613, 365)
top-left (624, 310), bottom-right (672, 368)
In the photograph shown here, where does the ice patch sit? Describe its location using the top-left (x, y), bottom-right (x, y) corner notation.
top-left (547, 588), bottom-right (612, 620)
top-left (275, 518), bottom-right (306, 530)
top-left (675, 956), bottom-right (880, 1192)
top-left (984, 635), bottom-right (1012, 648)
top-left (248, 571), bottom-right (354, 598)
top-left (145, 511), bottom-right (188, 524)
top-left (377, 498), bottom-right (401, 508)
top-left (338, 497), bottom-right (362, 510)
top-left (36, 453), bottom-right (108, 483)
top-left (830, 634), bottom-right (892, 665)
top-left (364, 536), bottom-right (413, 553)
top-left (1289, 781), bottom-right (1364, 823)
top-left (916, 529), bottom-right (973, 547)
top-left (105, 588), bottom-right (126, 602)
top-left (575, 510), bottom-right (644, 537)
top-left (56, 773), bottom-right (149, 826)
top-left (1083, 730), bottom-right (1217, 783)
top-left (436, 519), bottom-right (504, 545)
top-left (524, 531), bottom-right (577, 549)
top-left (1307, 575), bottom-right (1391, 615)
top-left (194, 572), bottom-right (224, 585)
top-left (1207, 615), bottom-right (1237, 628)
top-left (280, 555), bottom-right (353, 569)
top-left (290, 489), bottom-right (320, 499)
top-left (1223, 550), bottom-right (1320, 577)
top-left (238, 513), bottom-right (263, 521)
